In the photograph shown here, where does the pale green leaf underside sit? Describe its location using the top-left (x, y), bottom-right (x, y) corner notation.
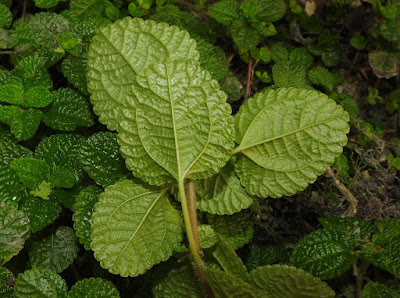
top-left (234, 87), bottom-right (349, 198)
top-left (249, 265), bottom-right (335, 297)
top-left (195, 163), bottom-right (253, 215)
top-left (87, 17), bottom-right (199, 132)
top-left (118, 59), bottom-right (234, 184)
top-left (91, 180), bottom-right (183, 277)
top-left (14, 268), bottom-right (67, 298)
top-left (29, 226), bottom-right (79, 273)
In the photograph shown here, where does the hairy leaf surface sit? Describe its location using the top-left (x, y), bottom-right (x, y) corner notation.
top-left (69, 278), bottom-right (120, 298)
top-left (29, 226), bottom-right (79, 273)
top-left (248, 265), bottom-right (335, 297)
top-left (72, 185), bottom-right (102, 249)
top-left (195, 163), bottom-right (253, 215)
top-left (14, 268), bottom-right (67, 298)
top-left (234, 87), bottom-right (349, 198)
top-left (0, 204), bottom-right (30, 265)
top-left (91, 180), bottom-right (183, 277)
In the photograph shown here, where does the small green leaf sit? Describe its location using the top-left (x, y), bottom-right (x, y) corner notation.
top-left (29, 226), bottom-right (79, 273)
top-left (0, 204), bottom-right (30, 265)
top-left (0, 164), bottom-right (22, 206)
top-left (30, 181), bottom-right (52, 200)
top-left (35, 134), bottom-right (84, 181)
top-left (229, 19), bottom-right (261, 50)
top-left (196, 38), bottom-right (230, 81)
top-left (220, 74), bottom-right (243, 102)
top-left (208, 0), bottom-right (240, 24)
top-left (289, 47), bottom-right (314, 69)
top-left (61, 56), bottom-right (88, 94)
top-left (195, 163), bottom-right (253, 215)
top-left (0, 4), bottom-right (12, 29)
top-left (272, 61), bottom-right (307, 87)
top-left (0, 129), bottom-right (33, 164)
top-left (361, 282), bottom-right (400, 298)
top-left (318, 216), bottom-right (373, 242)
top-left (43, 88), bottom-right (94, 131)
top-left (0, 106), bottom-right (42, 141)
top-left (350, 35), bottom-right (366, 50)
top-left (72, 185), bottom-right (102, 250)
top-left (198, 225), bottom-right (218, 249)
top-left (70, 0), bottom-right (109, 20)
top-left (240, 0), bottom-right (286, 22)
top-left (308, 66), bottom-right (336, 92)
top-left (369, 51), bottom-right (399, 79)
top-left (207, 213), bottom-right (253, 249)
top-left (153, 264), bottom-right (203, 298)
top-left (245, 244), bottom-right (289, 271)
top-left (248, 265), bottom-right (335, 297)
top-left (50, 166), bottom-right (76, 188)
top-left (212, 236), bottom-right (249, 280)
top-left (14, 268), bottom-right (67, 298)
top-left (378, 21), bottom-right (400, 42)
top-left (292, 229), bottom-right (357, 279)
top-left (0, 267), bottom-right (14, 298)
top-left (234, 87), bottom-right (349, 198)
top-left (19, 193), bottom-right (62, 233)
top-left (205, 269), bottom-right (266, 298)
top-left (69, 278), bottom-right (120, 298)
top-left (33, 0), bottom-right (59, 8)
top-left (10, 157), bottom-right (50, 191)
top-left (91, 180), bottom-right (183, 277)
top-left (271, 45), bottom-right (289, 62)
top-left (373, 218), bottom-right (400, 244)
top-left (79, 132), bottom-right (127, 187)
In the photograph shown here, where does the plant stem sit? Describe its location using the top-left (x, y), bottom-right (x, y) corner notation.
top-left (178, 179), bottom-right (213, 297)
top-left (354, 259), bottom-right (370, 298)
top-left (244, 58), bottom-right (253, 102)
top-left (187, 179), bottom-right (200, 254)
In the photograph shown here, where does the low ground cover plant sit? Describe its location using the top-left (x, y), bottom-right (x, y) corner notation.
top-left (0, 0), bottom-right (399, 297)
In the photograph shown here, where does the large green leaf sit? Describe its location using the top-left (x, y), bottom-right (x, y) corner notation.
top-left (61, 56), bottom-right (88, 94)
top-left (248, 265), bottom-right (335, 297)
top-left (0, 163), bottom-right (22, 206)
top-left (91, 180), bottom-right (183, 277)
top-left (19, 193), bottom-right (61, 233)
top-left (10, 157), bottom-right (50, 192)
top-left (119, 58), bottom-right (234, 185)
top-left (0, 204), bottom-right (30, 265)
top-left (72, 185), bottom-right (102, 250)
top-left (87, 17), bottom-right (199, 132)
top-left (195, 163), bottom-right (253, 215)
top-left (68, 278), bottom-right (120, 298)
top-left (233, 87), bottom-right (349, 198)
top-left (292, 229), bottom-right (357, 279)
top-left (318, 216), bottom-right (373, 242)
top-left (153, 264), bottom-right (204, 298)
top-left (0, 129), bottom-right (32, 165)
top-left (0, 267), bottom-right (14, 298)
top-left (361, 282), bottom-right (400, 298)
top-left (205, 269), bottom-right (266, 298)
top-left (79, 132), bottom-right (127, 187)
top-left (372, 218), bottom-right (400, 245)
top-left (13, 268), bottom-right (67, 298)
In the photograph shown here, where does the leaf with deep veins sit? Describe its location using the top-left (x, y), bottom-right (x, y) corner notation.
top-left (234, 87), bottom-right (349, 198)
top-left (118, 59), bottom-right (234, 184)
top-left (91, 180), bottom-right (183, 277)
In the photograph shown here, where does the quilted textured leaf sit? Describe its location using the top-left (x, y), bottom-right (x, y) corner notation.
top-left (0, 164), bottom-right (22, 206)
top-left (119, 58), bottom-right (234, 185)
top-left (205, 269), bottom-right (266, 298)
top-left (72, 185), bottom-right (102, 250)
top-left (87, 17), bottom-right (199, 131)
top-left (248, 265), bottom-right (335, 297)
top-left (29, 226), bottom-right (79, 273)
top-left (195, 163), bottom-right (253, 215)
top-left (198, 224), bottom-right (217, 249)
top-left (10, 157), bottom-right (50, 191)
top-left (69, 278), bottom-right (120, 298)
top-left (372, 218), bottom-right (400, 244)
top-left (318, 216), bottom-right (373, 242)
top-left (0, 4), bottom-right (11, 29)
top-left (61, 56), bottom-right (88, 94)
top-left (0, 106), bottom-right (42, 141)
top-left (234, 87), bottom-right (349, 198)
top-left (0, 267), bottom-right (14, 298)
top-left (245, 244), bottom-right (289, 271)
top-left (13, 268), bottom-right (67, 298)
top-left (292, 229), bottom-right (357, 279)
top-left (79, 132), bottom-right (127, 187)
top-left (0, 129), bottom-right (32, 164)
top-left (0, 204), bottom-right (30, 265)
top-left (43, 88), bottom-right (94, 131)
top-left (207, 213), bottom-right (253, 249)
top-left (91, 180), bottom-right (183, 277)
top-left (153, 264), bottom-right (204, 298)
top-left (19, 193), bottom-right (61, 233)
top-left (70, 0), bottom-right (109, 20)
top-left (361, 282), bottom-right (400, 298)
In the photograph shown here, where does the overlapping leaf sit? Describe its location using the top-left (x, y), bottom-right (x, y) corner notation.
top-left (195, 163), bottom-right (253, 215)
top-left (0, 164), bottom-right (22, 206)
top-left (245, 244), bottom-right (289, 271)
top-left (198, 224), bottom-right (217, 249)
top-left (0, 267), bottom-right (14, 298)
top-left (61, 56), bottom-right (88, 94)
top-left (234, 87), bottom-right (349, 198)
top-left (0, 129), bottom-right (32, 164)
top-left (72, 185), bottom-right (102, 249)
top-left (69, 278), bottom-right (120, 298)
top-left (361, 282), bottom-right (400, 298)
top-left (13, 268), bottom-right (67, 298)
top-left (91, 180), bottom-right (183, 277)
top-left (0, 4), bottom-right (11, 29)
top-left (248, 265), bottom-right (335, 297)
top-left (0, 106), bottom-right (42, 141)
top-left (0, 204), bottom-right (30, 265)
top-left (29, 227), bottom-right (79, 273)
top-left (79, 132), bottom-right (127, 186)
